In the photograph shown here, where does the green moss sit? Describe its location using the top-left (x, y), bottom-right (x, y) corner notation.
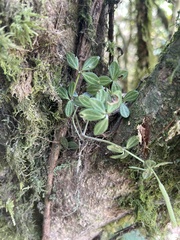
top-left (0, 1), bottom-right (64, 239)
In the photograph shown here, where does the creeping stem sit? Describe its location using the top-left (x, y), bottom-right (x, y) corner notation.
top-left (81, 133), bottom-right (144, 163)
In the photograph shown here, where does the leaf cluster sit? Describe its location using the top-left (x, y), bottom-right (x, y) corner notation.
top-left (58, 52), bottom-right (138, 135)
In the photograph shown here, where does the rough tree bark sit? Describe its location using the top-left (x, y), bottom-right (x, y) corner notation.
top-left (47, 27), bottom-right (180, 239)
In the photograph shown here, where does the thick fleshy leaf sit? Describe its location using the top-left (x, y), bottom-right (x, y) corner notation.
top-left (78, 95), bottom-right (92, 108)
top-left (119, 151), bottom-right (129, 159)
top-left (123, 90), bottom-right (139, 102)
top-left (87, 84), bottom-right (103, 95)
top-left (73, 97), bottom-right (82, 107)
top-left (68, 82), bottom-right (75, 98)
top-left (142, 168), bottom-right (152, 179)
top-left (61, 137), bottom-right (69, 149)
top-left (82, 72), bottom-right (100, 85)
top-left (129, 166), bottom-right (145, 171)
top-left (120, 103), bottom-right (130, 118)
top-left (99, 76), bottom-right (112, 86)
top-left (89, 98), bottom-right (106, 112)
top-left (57, 87), bottom-right (69, 100)
top-left (107, 144), bottom-right (123, 153)
top-left (109, 61), bottom-right (121, 80)
top-left (154, 162), bottom-right (172, 168)
top-left (93, 116), bottom-right (109, 135)
top-left (79, 109), bottom-right (105, 121)
top-left (126, 136), bottom-right (139, 149)
top-left (106, 90), bottom-right (122, 114)
top-left (65, 100), bottom-right (74, 117)
top-left (96, 89), bottom-right (109, 103)
top-left (119, 69), bottom-right (128, 80)
top-left (110, 154), bottom-right (123, 159)
top-left (143, 160), bottom-right (156, 168)
top-left (82, 56), bottom-right (100, 71)
top-left (68, 141), bottom-right (79, 150)
top-left (111, 81), bottom-right (121, 93)
top-left (66, 52), bottom-right (79, 70)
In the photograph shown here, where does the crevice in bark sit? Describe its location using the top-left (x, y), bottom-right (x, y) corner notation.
top-left (74, 0), bottom-right (105, 92)
top-left (107, 1), bottom-right (115, 64)
top-left (42, 123), bottom-right (68, 240)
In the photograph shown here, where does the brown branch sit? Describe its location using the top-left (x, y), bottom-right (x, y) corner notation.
top-left (75, 0), bottom-right (104, 92)
top-left (42, 122), bottom-right (68, 240)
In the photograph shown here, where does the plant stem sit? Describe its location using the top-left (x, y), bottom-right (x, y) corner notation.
top-left (83, 121), bottom-right (89, 135)
top-left (81, 133), bottom-right (144, 163)
top-left (81, 132), bottom-right (177, 227)
top-left (73, 72), bottom-right (81, 95)
top-left (72, 108), bottom-right (83, 140)
top-left (152, 169), bottom-right (177, 227)
top-left (81, 133), bottom-right (116, 145)
top-left (124, 149), bottom-right (144, 163)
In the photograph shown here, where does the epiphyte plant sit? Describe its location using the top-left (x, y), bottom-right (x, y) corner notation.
top-left (57, 52), bottom-right (178, 228)
top-left (57, 52), bottom-right (138, 135)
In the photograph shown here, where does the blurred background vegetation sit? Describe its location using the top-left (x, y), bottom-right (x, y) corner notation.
top-left (112, 0), bottom-right (180, 90)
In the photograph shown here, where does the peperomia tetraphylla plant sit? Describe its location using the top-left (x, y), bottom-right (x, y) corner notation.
top-left (57, 52), bottom-right (138, 135)
top-left (56, 52), bottom-right (178, 228)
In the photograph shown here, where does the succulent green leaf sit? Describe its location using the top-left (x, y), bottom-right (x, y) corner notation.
top-left (65, 100), bottom-right (74, 117)
top-left (66, 52), bottom-right (79, 70)
top-left (107, 144), bottom-right (124, 153)
top-left (68, 141), bottom-right (79, 150)
top-left (89, 98), bottom-right (106, 112)
top-left (82, 56), bottom-right (100, 71)
top-left (154, 162), bottom-right (172, 168)
top-left (111, 81), bottom-right (121, 93)
top-left (87, 84), bottom-right (103, 95)
top-left (61, 137), bottom-right (69, 149)
top-left (96, 89), bottom-right (109, 102)
top-left (120, 103), bottom-right (130, 118)
top-left (158, 181), bottom-right (178, 226)
top-left (78, 95), bottom-right (92, 108)
top-left (99, 76), bottom-right (112, 86)
top-left (68, 81), bottom-right (75, 98)
top-left (73, 97), bottom-right (82, 107)
top-left (110, 154), bottom-right (123, 159)
top-left (123, 90), bottom-right (139, 102)
top-left (119, 69), bottom-right (128, 80)
top-left (57, 87), bottom-right (69, 100)
top-left (109, 61), bottom-right (121, 80)
top-left (129, 166), bottom-right (145, 171)
top-left (142, 168), bottom-right (152, 179)
top-left (119, 151), bottom-right (130, 159)
top-left (82, 72), bottom-right (100, 85)
top-left (143, 160), bottom-right (156, 168)
top-left (79, 109), bottom-right (105, 121)
top-left (94, 116), bottom-right (109, 135)
top-left (126, 136), bottom-right (139, 149)
top-left (106, 90), bottom-right (122, 114)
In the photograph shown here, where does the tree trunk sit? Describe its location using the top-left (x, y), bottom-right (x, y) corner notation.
top-left (47, 27), bottom-right (180, 240)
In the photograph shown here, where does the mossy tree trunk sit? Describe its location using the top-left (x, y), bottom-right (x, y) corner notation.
top-left (0, 0), bottom-right (179, 240)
